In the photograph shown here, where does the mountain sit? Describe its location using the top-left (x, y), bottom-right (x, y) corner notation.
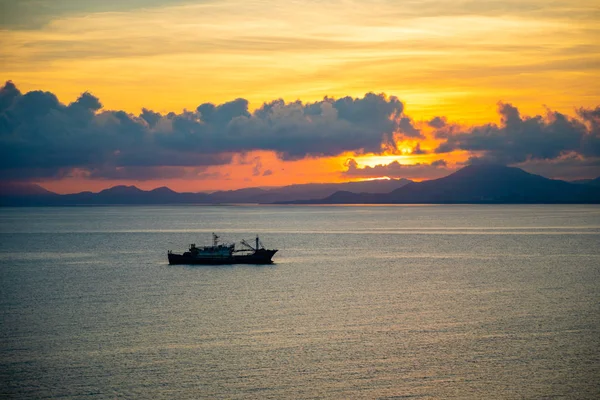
top-left (0, 182), bottom-right (57, 196)
top-left (0, 182), bottom-right (59, 206)
top-left (59, 186), bottom-right (211, 205)
top-left (225, 179), bottom-right (412, 203)
top-left (291, 165), bottom-right (600, 204)
top-left (0, 178), bottom-right (411, 206)
top-left (569, 177), bottom-right (600, 186)
top-left (99, 185), bottom-right (146, 195)
top-left (150, 186), bottom-right (178, 195)
top-left (199, 179), bottom-right (411, 204)
top-left (570, 178), bottom-right (593, 185)
top-left (3, 167), bottom-right (598, 205)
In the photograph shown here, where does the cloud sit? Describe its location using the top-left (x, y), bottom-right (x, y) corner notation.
top-left (397, 116), bottom-right (422, 138)
top-left (342, 158), bottom-right (453, 179)
top-left (0, 82), bottom-right (411, 180)
top-left (434, 102), bottom-right (597, 164)
top-left (197, 98), bottom-right (250, 125)
top-left (514, 153), bottom-right (600, 180)
top-left (0, 81), bottom-right (21, 112)
top-left (1, 81), bottom-right (598, 182)
top-left (251, 157), bottom-right (263, 176)
top-left (86, 166), bottom-right (211, 181)
top-left (155, 92), bottom-right (409, 161)
top-left (428, 116), bottom-right (446, 129)
top-left (140, 108), bottom-right (162, 128)
top-left (412, 143), bottom-right (427, 155)
top-left (577, 106), bottom-right (600, 157)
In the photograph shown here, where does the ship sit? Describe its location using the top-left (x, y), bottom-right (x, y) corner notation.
top-left (167, 233), bottom-right (278, 265)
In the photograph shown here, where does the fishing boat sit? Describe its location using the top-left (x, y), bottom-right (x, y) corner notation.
top-left (168, 233), bottom-right (277, 265)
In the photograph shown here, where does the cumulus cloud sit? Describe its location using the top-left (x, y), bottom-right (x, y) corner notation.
top-left (577, 106), bottom-right (600, 157)
top-left (1, 81), bottom-right (598, 182)
top-left (434, 102), bottom-right (597, 164)
top-left (0, 82), bottom-right (413, 180)
top-left (140, 108), bottom-right (161, 128)
top-left (0, 81), bottom-right (21, 112)
top-left (428, 116), bottom-right (446, 129)
top-left (397, 116), bottom-right (422, 137)
top-left (154, 93), bottom-right (410, 161)
top-left (342, 158), bottom-right (453, 179)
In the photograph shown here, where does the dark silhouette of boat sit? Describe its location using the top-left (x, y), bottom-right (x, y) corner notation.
top-left (168, 233), bottom-right (278, 265)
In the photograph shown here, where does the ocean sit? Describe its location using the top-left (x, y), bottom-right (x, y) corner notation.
top-left (1, 205), bottom-right (599, 399)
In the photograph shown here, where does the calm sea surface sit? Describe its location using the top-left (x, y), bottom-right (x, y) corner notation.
top-left (1, 205), bottom-right (599, 399)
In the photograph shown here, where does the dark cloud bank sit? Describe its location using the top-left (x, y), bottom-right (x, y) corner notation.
top-left (0, 81), bottom-right (598, 182)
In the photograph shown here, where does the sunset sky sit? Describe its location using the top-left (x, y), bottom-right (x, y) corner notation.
top-left (1, 0), bottom-right (599, 193)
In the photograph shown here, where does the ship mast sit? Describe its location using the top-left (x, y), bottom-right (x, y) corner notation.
top-left (212, 233), bottom-right (219, 246)
top-left (238, 235), bottom-right (264, 252)
top-left (239, 239), bottom-right (255, 251)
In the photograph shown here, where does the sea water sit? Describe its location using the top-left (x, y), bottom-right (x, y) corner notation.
top-left (1, 205), bottom-right (599, 399)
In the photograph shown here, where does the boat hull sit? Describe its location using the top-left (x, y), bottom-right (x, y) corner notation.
top-left (168, 249), bottom-right (278, 265)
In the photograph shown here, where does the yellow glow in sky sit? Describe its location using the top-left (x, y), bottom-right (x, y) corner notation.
top-left (1, 0), bottom-right (599, 123)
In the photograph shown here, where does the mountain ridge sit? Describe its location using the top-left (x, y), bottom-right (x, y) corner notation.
top-left (2, 167), bottom-right (599, 205)
top-left (0, 178), bottom-right (411, 206)
top-left (285, 165), bottom-right (600, 204)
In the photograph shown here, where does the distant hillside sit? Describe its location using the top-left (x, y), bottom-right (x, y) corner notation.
top-left (227, 179), bottom-right (412, 203)
top-left (57, 186), bottom-right (212, 205)
top-left (0, 178), bottom-right (411, 206)
top-left (575, 176), bottom-right (600, 187)
top-left (0, 182), bottom-right (57, 196)
top-left (0, 182), bottom-right (59, 206)
top-left (289, 165), bottom-right (600, 204)
top-left (570, 178), bottom-right (593, 185)
top-left (4, 168), bottom-right (598, 205)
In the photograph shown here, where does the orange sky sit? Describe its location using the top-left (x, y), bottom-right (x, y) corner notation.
top-left (1, 0), bottom-right (599, 193)
top-left (38, 149), bottom-right (464, 194)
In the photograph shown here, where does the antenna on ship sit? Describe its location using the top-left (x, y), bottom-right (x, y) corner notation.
top-left (213, 233), bottom-right (219, 246)
top-left (256, 235), bottom-right (259, 251)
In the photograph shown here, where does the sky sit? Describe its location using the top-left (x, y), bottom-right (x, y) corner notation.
top-left (0, 0), bottom-right (599, 193)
